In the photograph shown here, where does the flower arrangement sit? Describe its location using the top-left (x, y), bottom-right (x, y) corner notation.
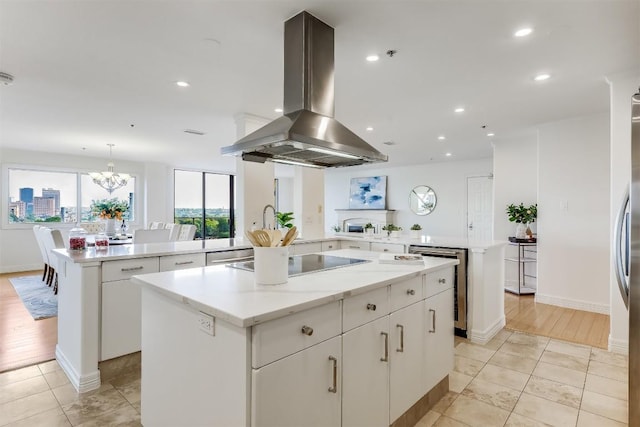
top-left (506, 203), bottom-right (537, 224)
top-left (90, 198), bottom-right (129, 220)
top-left (410, 224), bottom-right (422, 231)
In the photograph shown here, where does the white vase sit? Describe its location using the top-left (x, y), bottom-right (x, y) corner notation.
top-left (410, 230), bottom-right (421, 239)
top-left (515, 223), bottom-right (527, 239)
top-left (104, 218), bottom-right (117, 237)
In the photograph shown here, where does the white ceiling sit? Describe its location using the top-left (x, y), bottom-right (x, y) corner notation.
top-left (1, 1), bottom-right (639, 173)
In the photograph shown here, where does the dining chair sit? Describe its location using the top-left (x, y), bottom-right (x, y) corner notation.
top-left (33, 225), bottom-right (49, 283)
top-left (177, 224), bottom-right (197, 241)
top-left (133, 228), bottom-right (171, 244)
top-left (148, 222), bottom-right (165, 230)
top-left (40, 227), bottom-right (65, 294)
top-left (165, 223), bottom-right (181, 241)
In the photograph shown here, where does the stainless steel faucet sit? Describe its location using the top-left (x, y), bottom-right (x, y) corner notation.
top-left (262, 204), bottom-right (276, 229)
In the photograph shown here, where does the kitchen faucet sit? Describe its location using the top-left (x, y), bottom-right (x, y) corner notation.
top-left (262, 204), bottom-right (276, 229)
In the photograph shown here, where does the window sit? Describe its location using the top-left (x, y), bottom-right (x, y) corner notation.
top-left (7, 167), bottom-right (136, 224)
top-left (174, 170), bottom-right (235, 239)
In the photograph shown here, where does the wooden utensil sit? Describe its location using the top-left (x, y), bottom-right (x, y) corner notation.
top-left (281, 226), bottom-right (298, 246)
top-left (252, 230), bottom-right (272, 248)
top-left (269, 229), bottom-right (282, 246)
top-left (244, 231), bottom-right (260, 247)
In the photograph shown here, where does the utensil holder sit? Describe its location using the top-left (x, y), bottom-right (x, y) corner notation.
top-left (254, 246), bottom-right (289, 285)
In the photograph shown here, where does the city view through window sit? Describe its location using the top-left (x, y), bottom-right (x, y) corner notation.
top-left (8, 168), bottom-right (135, 224)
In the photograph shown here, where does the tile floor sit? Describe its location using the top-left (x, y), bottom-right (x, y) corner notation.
top-left (0, 329), bottom-right (628, 427)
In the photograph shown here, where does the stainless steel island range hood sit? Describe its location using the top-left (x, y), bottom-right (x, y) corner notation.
top-left (221, 11), bottom-right (388, 168)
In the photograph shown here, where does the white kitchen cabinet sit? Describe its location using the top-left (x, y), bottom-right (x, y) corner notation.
top-left (321, 240), bottom-right (340, 251)
top-left (159, 253), bottom-right (205, 272)
top-left (292, 241), bottom-right (323, 255)
top-left (251, 336), bottom-right (342, 427)
top-left (342, 316), bottom-right (389, 427)
top-left (370, 242), bottom-right (406, 253)
top-left (339, 240), bottom-right (371, 251)
top-left (389, 301), bottom-right (425, 421)
top-left (424, 288), bottom-right (454, 392)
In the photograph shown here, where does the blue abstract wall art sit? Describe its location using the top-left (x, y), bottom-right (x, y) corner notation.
top-left (349, 176), bottom-right (387, 209)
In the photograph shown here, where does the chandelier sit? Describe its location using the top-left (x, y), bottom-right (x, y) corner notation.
top-left (89, 144), bottom-right (131, 194)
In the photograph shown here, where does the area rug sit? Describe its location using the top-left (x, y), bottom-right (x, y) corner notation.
top-left (9, 276), bottom-right (58, 320)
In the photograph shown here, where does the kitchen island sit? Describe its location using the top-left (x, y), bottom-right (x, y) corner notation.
top-left (133, 249), bottom-right (458, 427)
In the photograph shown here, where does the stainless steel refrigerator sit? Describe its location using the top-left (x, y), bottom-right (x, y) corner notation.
top-left (614, 87), bottom-right (640, 426)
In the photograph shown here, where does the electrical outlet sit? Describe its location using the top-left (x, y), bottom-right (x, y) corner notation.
top-left (198, 312), bottom-right (215, 336)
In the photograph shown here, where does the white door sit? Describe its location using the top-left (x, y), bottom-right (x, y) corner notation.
top-left (251, 336), bottom-right (341, 427)
top-left (342, 316), bottom-right (389, 427)
top-left (467, 175), bottom-right (493, 240)
top-left (424, 288), bottom-right (454, 391)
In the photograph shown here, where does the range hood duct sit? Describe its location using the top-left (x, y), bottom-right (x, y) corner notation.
top-left (221, 11), bottom-right (388, 168)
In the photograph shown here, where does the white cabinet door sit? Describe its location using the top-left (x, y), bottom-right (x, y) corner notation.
top-left (340, 240), bottom-right (371, 251)
top-left (370, 242), bottom-right (406, 253)
top-left (292, 242), bottom-right (323, 255)
top-left (342, 316), bottom-right (389, 427)
top-left (159, 253), bottom-right (205, 272)
top-left (101, 278), bottom-right (141, 360)
top-left (321, 240), bottom-right (340, 251)
top-left (389, 301), bottom-right (425, 423)
top-left (251, 336), bottom-right (341, 427)
top-left (424, 288), bottom-right (454, 391)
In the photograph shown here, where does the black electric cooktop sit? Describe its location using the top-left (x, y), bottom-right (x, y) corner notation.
top-left (227, 254), bottom-right (370, 277)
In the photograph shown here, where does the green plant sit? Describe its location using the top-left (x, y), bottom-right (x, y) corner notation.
top-left (364, 222), bottom-right (374, 230)
top-left (332, 225), bottom-right (341, 232)
top-left (506, 203), bottom-right (537, 223)
top-left (410, 224), bottom-right (422, 231)
top-left (382, 224), bottom-right (402, 232)
top-left (90, 198), bottom-right (129, 220)
top-left (276, 211), bottom-right (294, 228)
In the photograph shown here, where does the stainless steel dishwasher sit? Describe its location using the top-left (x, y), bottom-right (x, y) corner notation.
top-left (408, 245), bottom-right (467, 337)
top-left (206, 248), bottom-right (254, 265)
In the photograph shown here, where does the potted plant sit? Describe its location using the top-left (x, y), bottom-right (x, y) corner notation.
top-left (506, 203), bottom-right (537, 239)
top-left (90, 198), bottom-right (129, 236)
top-left (364, 222), bottom-right (375, 235)
top-left (332, 225), bottom-right (342, 233)
top-left (276, 211), bottom-right (294, 229)
top-left (410, 223), bottom-right (422, 238)
top-left (382, 223), bottom-right (402, 238)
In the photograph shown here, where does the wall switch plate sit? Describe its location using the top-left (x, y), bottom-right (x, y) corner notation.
top-left (198, 312), bottom-right (215, 336)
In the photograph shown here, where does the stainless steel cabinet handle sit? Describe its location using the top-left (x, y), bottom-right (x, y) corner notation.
top-left (327, 245), bottom-right (333, 249)
top-left (328, 356), bottom-right (337, 393)
top-left (348, 245), bottom-right (360, 249)
top-left (614, 187), bottom-right (630, 309)
top-left (366, 303), bottom-right (377, 311)
top-left (406, 289), bottom-right (415, 296)
top-left (429, 308), bottom-right (436, 333)
top-left (438, 278), bottom-right (446, 284)
top-left (380, 332), bottom-right (389, 362)
top-left (121, 266), bottom-right (144, 272)
top-left (383, 249), bottom-right (389, 252)
top-left (301, 325), bottom-right (314, 336)
top-left (174, 261), bottom-right (194, 266)
top-left (396, 324), bottom-right (404, 352)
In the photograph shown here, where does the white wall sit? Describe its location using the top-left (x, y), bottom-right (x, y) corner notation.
top-left (276, 177), bottom-right (294, 214)
top-left (324, 159), bottom-right (493, 237)
top-left (536, 112), bottom-right (610, 313)
top-left (293, 167), bottom-right (324, 239)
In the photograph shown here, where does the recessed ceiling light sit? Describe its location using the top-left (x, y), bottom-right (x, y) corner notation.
top-left (274, 108), bottom-right (283, 113)
top-left (534, 73), bottom-right (551, 81)
top-left (366, 126), bottom-right (374, 131)
top-left (454, 107), bottom-right (465, 113)
top-left (437, 136), bottom-right (446, 140)
top-left (514, 28), bottom-right (533, 37)
top-left (176, 81), bottom-right (190, 87)
top-left (445, 152), bottom-right (452, 157)
top-left (487, 133), bottom-right (495, 137)
top-left (366, 55), bottom-right (379, 62)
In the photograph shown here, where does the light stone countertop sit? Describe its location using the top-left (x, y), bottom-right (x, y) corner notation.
top-left (132, 249), bottom-right (458, 328)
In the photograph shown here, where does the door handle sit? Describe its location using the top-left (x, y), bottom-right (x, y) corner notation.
top-left (429, 308), bottom-right (436, 333)
top-left (380, 332), bottom-right (389, 362)
top-left (396, 324), bottom-right (404, 352)
top-left (468, 223), bottom-right (473, 230)
top-left (614, 187), bottom-right (629, 309)
top-left (328, 356), bottom-right (337, 393)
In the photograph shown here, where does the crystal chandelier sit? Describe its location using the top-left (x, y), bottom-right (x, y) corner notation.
top-left (89, 144), bottom-right (131, 194)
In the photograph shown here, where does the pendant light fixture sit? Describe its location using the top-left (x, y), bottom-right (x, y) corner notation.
top-left (89, 144), bottom-right (131, 194)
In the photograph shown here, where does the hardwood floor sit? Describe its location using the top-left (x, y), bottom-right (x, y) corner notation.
top-left (504, 291), bottom-right (609, 349)
top-left (0, 271), bottom-right (57, 373)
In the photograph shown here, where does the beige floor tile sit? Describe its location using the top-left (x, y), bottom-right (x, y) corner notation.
top-left (539, 350), bottom-right (589, 372)
top-left (449, 371), bottom-right (473, 393)
top-left (532, 361), bottom-right (586, 388)
top-left (415, 410), bottom-right (441, 427)
top-left (113, 378), bottom-right (140, 405)
top-left (481, 330), bottom-right (513, 351)
top-left (523, 376), bottom-right (582, 409)
top-left (444, 394), bottom-right (510, 427)
top-left (497, 342), bottom-right (545, 361)
top-left (0, 366), bottom-right (42, 387)
top-left (580, 390), bottom-right (628, 424)
top-left (577, 410), bottom-right (627, 427)
top-left (492, 329), bottom-right (513, 343)
top-left (37, 360), bottom-right (62, 375)
top-left (546, 339), bottom-right (591, 360)
top-left (433, 415), bottom-right (470, 426)
top-left (0, 390), bottom-right (60, 426)
top-left (461, 378), bottom-right (520, 411)
top-left (454, 356), bottom-right (485, 377)
top-left (431, 392), bottom-right (458, 414)
top-left (454, 336), bottom-right (467, 348)
top-left (44, 371), bottom-right (70, 389)
top-left (0, 376), bottom-right (50, 405)
top-left (454, 343), bottom-right (496, 363)
top-left (513, 393), bottom-right (579, 427)
top-left (475, 364), bottom-right (530, 391)
top-left (61, 388), bottom-right (130, 426)
top-left (505, 412), bottom-right (553, 426)
top-left (131, 401), bottom-right (141, 414)
top-left (588, 360), bottom-right (628, 383)
top-left (584, 373), bottom-right (627, 401)
top-left (590, 348), bottom-right (628, 369)
top-left (75, 404), bottom-right (141, 427)
top-left (51, 382), bottom-right (114, 408)
top-left (488, 351), bottom-right (538, 375)
top-left (3, 407), bottom-right (71, 427)
top-left (507, 332), bottom-right (550, 348)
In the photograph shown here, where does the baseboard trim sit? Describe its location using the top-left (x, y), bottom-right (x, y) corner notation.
top-left (469, 316), bottom-right (506, 345)
top-left (535, 293), bottom-right (609, 315)
top-left (55, 345), bottom-right (101, 393)
top-left (608, 336), bottom-right (629, 355)
top-left (0, 264), bottom-right (41, 274)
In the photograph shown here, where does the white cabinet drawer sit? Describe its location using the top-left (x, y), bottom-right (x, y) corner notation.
top-left (251, 301), bottom-right (342, 368)
top-left (160, 253), bottom-right (205, 272)
top-left (370, 242), bottom-right (406, 253)
top-left (340, 241), bottom-right (371, 251)
top-left (321, 240), bottom-right (340, 251)
top-left (390, 275), bottom-right (424, 312)
top-left (291, 242), bottom-right (322, 255)
top-left (343, 286), bottom-right (389, 332)
top-left (102, 257), bottom-right (159, 282)
top-left (424, 268), bottom-right (454, 298)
